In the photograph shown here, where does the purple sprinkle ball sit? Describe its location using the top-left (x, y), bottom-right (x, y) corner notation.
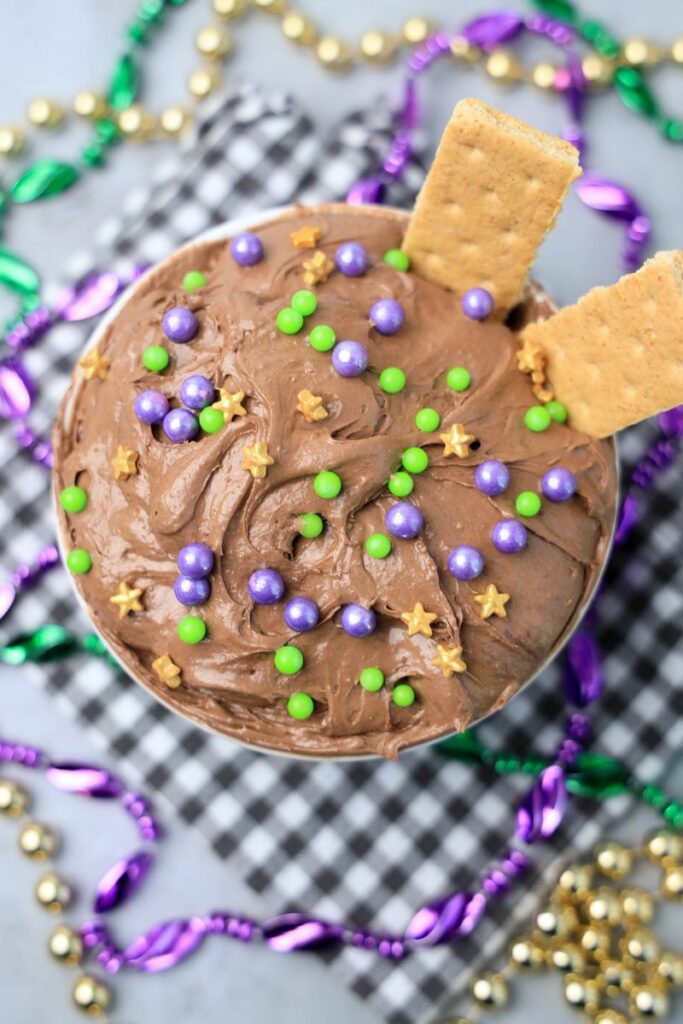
top-left (180, 375), bottom-right (215, 411)
top-left (230, 232), bottom-right (264, 267)
top-left (332, 340), bottom-right (368, 378)
top-left (283, 596), bottom-right (320, 632)
top-left (369, 298), bottom-right (405, 335)
top-left (135, 389), bottom-right (169, 424)
top-left (447, 545), bottom-right (484, 580)
top-left (335, 242), bottom-right (369, 277)
top-left (248, 568), bottom-right (285, 605)
top-left (340, 603), bottom-right (377, 638)
top-left (461, 288), bottom-right (494, 321)
top-left (385, 502), bottom-right (424, 539)
top-left (474, 460), bottom-right (510, 496)
top-left (162, 408), bottom-right (199, 443)
top-left (162, 306), bottom-right (198, 343)
top-left (174, 575), bottom-right (211, 606)
top-left (491, 519), bottom-right (528, 554)
top-left (541, 467), bottom-right (577, 502)
top-left (177, 543), bottom-right (214, 579)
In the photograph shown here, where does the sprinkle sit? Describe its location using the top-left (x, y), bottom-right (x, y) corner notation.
top-left (162, 306), bottom-right (198, 343)
top-left (446, 367), bottom-right (471, 392)
top-left (230, 232), bottom-right (263, 267)
top-left (199, 407), bottom-right (225, 434)
top-left (401, 602), bottom-right (437, 638)
top-left (541, 467), bottom-right (576, 502)
top-left (290, 225), bottom-right (321, 250)
top-left (402, 447), bottom-right (429, 474)
top-left (440, 423), bottom-right (476, 458)
top-left (432, 644), bottom-right (467, 677)
top-left (448, 545), bottom-right (484, 581)
top-left (287, 692), bottom-right (314, 719)
top-left (142, 344), bottom-right (170, 373)
top-left (516, 337), bottom-right (545, 374)
top-left (182, 270), bottom-right (207, 292)
top-left (241, 442), bottom-right (274, 479)
top-left (276, 307), bottom-right (304, 334)
top-left (415, 408), bottom-right (441, 432)
top-left (382, 249), bottom-right (410, 272)
top-left (109, 581), bottom-right (144, 619)
top-left (111, 446), bottom-right (139, 480)
top-left (211, 388), bottom-right (246, 424)
top-left (385, 502), bottom-right (423, 539)
top-left (177, 615), bottom-right (207, 645)
top-left (474, 584), bottom-right (510, 620)
top-left (302, 250), bottom-right (334, 286)
top-left (461, 287), bottom-right (494, 320)
top-left (335, 242), bottom-right (369, 277)
top-left (379, 367), bottom-right (406, 394)
top-left (291, 289), bottom-right (318, 317)
top-left (152, 654), bottom-right (182, 688)
top-left (248, 568), bottom-right (285, 605)
top-left (515, 491), bottom-right (542, 517)
top-left (299, 513), bottom-right (324, 538)
top-left (274, 645), bottom-right (304, 675)
top-left (59, 485), bottom-right (87, 513)
top-left (79, 347), bottom-right (110, 381)
top-left (369, 298), bottom-right (404, 336)
top-left (296, 389), bottom-right (328, 423)
top-left (359, 666), bottom-right (385, 692)
top-left (309, 324), bottom-right (336, 352)
top-left (313, 470), bottom-right (342, 499)
top-left (66, 549), bottom-right (91, 575)
top-left (524, 406), bottom-right (552, 432)
top-left (392, 683), bottom-right (416, 708)
top-left (365, 533), bottom-right (392, 559)
top-left (545, 400), bottom-right (568, 424)
top-left (387, 471), bottom-right (414, 497)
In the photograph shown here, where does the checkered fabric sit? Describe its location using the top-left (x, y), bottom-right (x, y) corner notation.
top-left (1, 84), bottom-right (682, 1024)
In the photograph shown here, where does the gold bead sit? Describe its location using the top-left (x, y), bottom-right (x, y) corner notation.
top-left (671, 37), bottom-right (683, 64)
top-left (196, 24), bottom-right (231, 60)
top-left (48, 924), bottom-right (83, 965)
top-left (0, 126), bottom-right (26, 157)
top-left (629, 983), bottom-right (669, 1019)
top-left (281, 11), bottom-right (317, 47)
top-left (646, 829), bottom-right (683, 865)
top-left (402, 17), bottom-right (433, 46)
top-left (623, 37), bottom-right (662, 67)
top-left (536, 905), bottom-right (576, 937)
top-left (594, 1011), bottom-right (629, 1024)
top-left (586, 887), bottom-right (622, 925)
top-left (19, 820), bottom-right (58, 859)
top-left (595, 841), bottom-right (633, 880)
top-left (656, 950), bottom-right (683, 987)
top-left (581, 54), bottom-right (614, 87)
top-left (0, 778), bottom-right (29, 816)
top-left (117, 105), bottom-right (156, 141)
top-left (530, 61), bottom-right (557, 91)
top-left (579, 923), bottom-right (612, 959)
top-left (73, 91), bottom-right (108, 120)
top-left (564, 973), bottom-right (601, 1013)
top-left (549, 942), bottom-right (586, 975)
top-left (188, 66), bottom-right (222, 99)
top-left (509, 937), bottom-right (545, 970)
top-left (72, 974), bottom-right (112, 1015)
top-left (252, 0), bottom-right (287, 12)
top-left (35, 871), bottom-right (73, 912)
top-left (661, 864), bottom-right (683, 901)
top-left (471, 972), bottom-right (508, 1008)
top-left (621, 927), bottom-right (660, 966)
top-left (621, 887), bottom-right (655, 923)
top-left (159, 106), bottom-right (192, 138)
top-left (213, 0), bottom-right (247, 17)
top-left (316, 37), bottom-right (352, 72)
top-left (485, 49), bottom-right (523, 84)
top-left (557, 863), bottom-right (594, 899)
top-left (360, 30), bottom-right (396, 64)
top-left (27, 98), bottom-right (64, 130)
top-left (449, 35), bottom-right (482, 65)
top-left (600, 958), bottom-right (634, 997)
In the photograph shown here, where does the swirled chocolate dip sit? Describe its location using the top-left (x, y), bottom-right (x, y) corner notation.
top-left (53, 204), bottom-right (617, 759)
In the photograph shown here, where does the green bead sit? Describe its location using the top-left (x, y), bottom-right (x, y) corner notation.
top-left (415, 407), bottom-right (441, 432)
top-left (66, 549), bottom-right (91, 574)
top-left (0, 247), bottom-right (40, 296)
top-left (387, 471), bottom-right (414, 497)
top-left (182, 270), bottom-right (207, 293)
top-left (382, 248), bottom-right (410, 272)
top-left (613, 66), bottom-right (659, 118)
top-left (580, 19), bottom-right (621, 59)
top-left (140, 0), bottom-right (164, 20)
top-left (291, 289), bottom-right (318, 317)
top-left (435, 730), bottom-right (489, 765)
top-left (447, 366), bottom-right (471, 392)
top-left (313, 470), bottom-right (342, 499)
top-left (309, 324), bottom-right (336, 352)
top-left (524, 406), bottom-right (552, 432)
top-left (566, 752), bottom-right (631, 799)
top-left (530, 0), bottom-right (577, 23)
top-left (177, 615), bottom-right (206, 644)
top-left (359, 666), bottom-right (385, 692)
top-left (379, 367), bottom-right (406, 394)
top-left (108, 53), bottom-right (139, 110)
top-left (402, 447), bottom-right (429, 474)
top-left (299, 513), bottom-right (324, 538)
top-left (392, 683), bottom-right (415, 708)
top-left (59, 486), bottom-right (88, 514)
top-left (515, 491), bottom-right (542, 517)
top-left (274, 645), bottom-right (304, 675)
top-left (545, 400), bottom-right (567, 423)
top-left (81, 143), bottom-right (104, 168)
top-left (287, 691), bottom-right (314, 719)
top-left (127, 22), bottom-right (150, 45)
top-left (199, 407), bottom-right (224, 434)
top-left (365, 533), bottom-right (392, 559)
top-left (142, 345), bottom-right (169, 373)
top-left (12, 161), bottom-right (79, 204)
top-left (276, 307), bottom-right (304, 334)
top-left (661, 118), bottom-right (683, 143)
top-left (95, 118), bottom-right (119, 146)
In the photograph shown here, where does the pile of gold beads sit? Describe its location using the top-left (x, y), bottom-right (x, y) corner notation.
top-left (441, 832), bottom-right (683, 1024)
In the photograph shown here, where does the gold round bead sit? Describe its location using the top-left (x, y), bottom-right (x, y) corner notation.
top-left (212, 0), bottom-right (247, 17)
top-left (557, 863), bottom-right (593, 898)
top-left (0, 778), bottom-right (29, 816)
top-left (623, 37), bottom-right (662, 67)
top-left (594, 1011), bottom-right (629, 1024)
top-left (48, 924), bottom-right (83, 965)
top-left (252, 0), bottom-right (287, 12)
top-left (159, 106), bottom-right (192, 138)
top-left (564, 973), bottom-right (601, 1013)
top-left (72, 974), bottom-right (112, 1015)
top-left (586, 887), bottom-right (622, 925)
top-left (73, 91), bottom-right (108, 120)
top-left (621, 927), bottom-right (660, 966)
top-left (536, 905), bottom-right (576, 937)
top-left (510, 937), bottom-right (545, 970)
top-left (646, 829), bottom-right (683, 865)
top-left (661, 864), bottom-right (683, 901)
top-left (281, 12), bottom-right (317, 47)
top-left (595, 841), bottom-right (633, 880)
top-left (402, 17), bottom-right (433, 46)
top-left (530, 61), bottom-right (557, 91)
top-left (600, 958), bottom-right (634, 997)
top-left (19, 820), bottom-right (58, 859)
top-left (581, 54), bottom-right (614, 87)
top-left (485, 49), bottom-right (523, 84)
top-left (579, 923), bottom-right (612, 958)
top-left (671, 37), bottom-right (683, 64)
top-left (549, 942), bottom-right (586, 975)
top-left (471, 972), bottom-right (508, 1008)
top-left (35, 871), bottom-right (73, 912)
top-left (316, 37), bottom-right (352, 72)
top-left (0, 126), bottom-right (26, 157)
top-left (621, 887), bottom-right (655, 923)
top-left (449, 35), bottom-right (482, 65)
top-left (629, 983), bottom-right (669, 1019)
top-left (27, 98), bottom-right (64, 130)
top-left (360, 31), bottom-right (397, 64)
top-left (196, 25), bottom-right (231, 60)
top-left (117, 105), bottom-right (156, 141)
top-left (188, 66), bottom-right (222, 99)
top-left (656, 950), bottom-right (683, 987)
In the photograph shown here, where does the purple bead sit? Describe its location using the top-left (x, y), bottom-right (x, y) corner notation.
top-left (541, 467), bottom-right (576, 502)
top-left (248, 568), bottom-right (285, 605)
top-left (284, 596), bottom-right (320, 632)
top-left (491, 519), bottom-right (528, 554)
top-left (335, 242), bottom-right (369, 277)
top-left (135, 389), bottom-right (169, 424)
top-left (177, 543), bottom-right (214, 579)
top-left (180, 375), bottom-right (214, 411)
top-left (340, 603), bottom-right (377, 638)
top-left (332, 340), bottom-right (368, 378)
top-left (173, 575), bottom-right (211, 606)
top-left (447, 545), bottom-right (484, 580)
top-left (162, 306), bottom-right (198, 343)
top-left (461, 288), bottom-right (494, 321)
top-left (385, 502), bottom-right (424, 540)
top-left (162, 408), bottom-right (199, 443)
top-left (369, 299), bottom-right (404, 335)
top-left (474, 460), bottom-right (510, 496)
top-left (230, 232), bottom-right (264, 267)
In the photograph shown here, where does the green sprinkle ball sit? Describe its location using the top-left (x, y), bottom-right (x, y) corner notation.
top-left (309, 324), bottom-right (336, 352)
top-left (177, 615), bottom-right (207, 645)
top-left (276, 307), bottom-right (304, 335)
top-left (524, 406), bottom-right (552, 432)
top-left (515, 491), bottom-right (542, 518)
top-left (59, 485), bottom-right (87, 514)
top-left (199, 407), bottom-right (224, 434)
top-left (382, 249), bottom-right (410, 272)
top-left (387, 471), bottom-right (414, 497)
top-left (182, 270), bottom-right (207, 293)
top-left (314, 470), bottom-right (342, 499)
top-left (392, 683), bottom-right (415, 708)
top-left (402, 447), bottom-right (429, 474)
top-left (66, 549), bottom-right (91, 575)
top-left (359, 666), bottom-right (385, 692)
top-left (365, 533), bottom-right (392, 559)
top-left (287, 691), bottom-right (314, 720)
top-left (142, 345), bottom-right (170, 373)
top-left (274, 645), bottom-right (304, 675)
top-left (545, 400), bottom-right (568, 424)
top-left (447, 367), bottom-right (471, 392)
top-left (299, 513), bottom-right (324, 539)
top-left (415, 407), bottom-right (441, 432)
top-left (291, 289), bottom-right (318, 317)
top-left (379, 367), bottom-right (406, 394)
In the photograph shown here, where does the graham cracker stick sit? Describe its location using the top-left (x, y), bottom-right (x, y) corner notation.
top-left (520, 250), bottom-right (683, 438)
top-left (403, 98), bottom-right (581, 315)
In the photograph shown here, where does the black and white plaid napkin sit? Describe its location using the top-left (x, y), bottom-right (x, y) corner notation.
top-left (2, 84), bottom-right (682, 1024)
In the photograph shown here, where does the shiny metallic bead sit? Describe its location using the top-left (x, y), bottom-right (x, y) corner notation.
top-left (72, 974), bottom-right (112, 1015)
top-left (159, 106), bottom-right (192, 138)
top-left (581, 54), bottom-right (614, 87)
top-left (661, 864), bottom-right (683, 901)
top-left (549, 942), bottom-right (586, 975)
top-left (595, 841), bottom-right (633, 880)
top-left (212, 0), bottom-right (247, 17)
top-left (196, 25), bottom-right (231, 59)
top-left (629, 983), bottom-right (669, 1019)
top-left (621, 927), bottom-right (660, 966)
top-left (19, 820), bottom-right (58, 859)
top-left (623, 37), bottom-right (662, 67)
top-left (471, 972), bottom-right (508, 1008)
top-left (360, 30), bottom-right (396, 64)
top-left (35, 871), bottom-right (73, 912)
top-left (594, 1011), bottom-right (629, 1024)
top-left (252, 0), bottom-right (287, 11)
top-left (509, 937), bottom-right (545, 970)
top-left (73, 91), bottom-right (108, 120)
top-left (579, 923), bottom-right (612, 958)
top-left (557, 863), bottom-right (594, 898)
top-left (536, 905), bottom-right (576, 937)
top-left (0, 779), bottom-right (29, 816)
top-left (600, 958), bottom-right (634, 997)
top-left (485, 49), bottom-right (523, 84)
top-left (0, 126), bottom-right (26, 157)
top-left (316, 37), bottom-right (352, 71)
top-left (48, 924), bottom-right (83, 965)
top-left (530, 61), bottom-right (557, 91)
top-left (646, 830), bottom-right (683, 865)
top-left (672, 37), bottom-right (683, 64)
top-left (621, 887), bottom-right (655, 923)
top-left (188, 66), bottom-right (222, 99)
top-left (449, 35), bottom-right (482, 65)
top-left (402, 17), bottom-right (433, 45)
top-left (117, 105), bottom-right (156, 141)
top-left (27, 98), bottom-right (64, 130)
top-left (586, 887), bottom-right (622, 925)
top-left (281, 11), bottom-right (317, 46)
top-left (564, 973), bottom-right (601, 1013)
top-left (656, 950), bottom-right (683, 987)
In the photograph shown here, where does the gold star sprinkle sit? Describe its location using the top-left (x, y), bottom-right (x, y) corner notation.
top-left (212, 387), bottom-right (247, 424)
top-left (290, 225), bottom-right (321, 250)
top-left (79, 347), bottom-right (110, 381)
top-left (302, 250), bottom-right (334, 286)
top-left (109, 581), bottom-right (144, 619)
top-left (432, 644), bottom-right (467, 677)
top-left (111, 446), bottom-right (139, 480)
top-left (401, 602), bottom-right (438, 638)
top-left (152, 654), bottom-right (182, 688)
top-left (440, 422), bottom-right (476, 459)
top-left (241, 441), bottom-right (274, 479)
top-left (296, 389), bottom-right (328, 423)
top-left (474, 583), bottom-right (510, 620)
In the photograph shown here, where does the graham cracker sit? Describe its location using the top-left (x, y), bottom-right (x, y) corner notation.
top-left (520, 250), bottom-right (683, 438)
top-left (403, 98), bottom-right (581, 314)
